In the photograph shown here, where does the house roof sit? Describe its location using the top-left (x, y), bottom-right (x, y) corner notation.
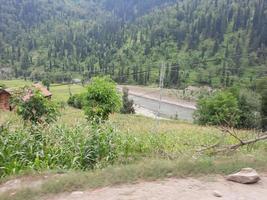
top-left (22, 83), bottom-right (52, 101)
top-left (1, 83), bottom-right (52, 101)
top-left (0, 89), bottom-right (11, 95)
top-left (33, 83), bottom-right (52, 97)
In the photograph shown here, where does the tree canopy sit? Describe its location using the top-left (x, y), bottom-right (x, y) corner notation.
top-left (0, 0), bottom-right (266, 88)
top-left (83, 77), bottom-right (122, 122)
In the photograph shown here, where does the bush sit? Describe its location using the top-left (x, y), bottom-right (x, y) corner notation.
top-left (42, 78), bottom-right (51, 90)
top-left (236, 89), bottom-right (261, 129)
top-left (83, 77), bottom-right (122, 122)
top-left (194, 91), bottom-right (240, 127)
top-left (256, 78), bottom-right (267, 130)
top-left (16, 90), bottom-right (59, 124)
top-left (194, 88), bottom-right (262, 129)
top-left (120, 87), bottom-right (135, 114)
top-left (67, 94), bottom-right (84, 109)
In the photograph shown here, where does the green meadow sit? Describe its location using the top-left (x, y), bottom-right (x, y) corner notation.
top-left (0, 80), bottom-right (267, 200)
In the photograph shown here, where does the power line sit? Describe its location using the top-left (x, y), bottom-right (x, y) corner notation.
top-left (87, 51), bottom-right (265, 77)
top-left (48, 51), bottom-right (267, 91)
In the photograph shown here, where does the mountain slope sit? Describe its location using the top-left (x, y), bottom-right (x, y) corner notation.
top-left (0, 0), bottom-right (266, 88)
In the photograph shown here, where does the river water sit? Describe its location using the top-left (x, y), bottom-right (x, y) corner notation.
top-left (129, 94), bottom-right (195, 122)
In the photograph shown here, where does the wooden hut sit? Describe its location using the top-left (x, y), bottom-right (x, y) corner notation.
top-left (23, 83), bottom-right (52, 101)
top-left (0, 89), bottom-right (11, 111)
top-left (0, 83), bottom-right (52, 111)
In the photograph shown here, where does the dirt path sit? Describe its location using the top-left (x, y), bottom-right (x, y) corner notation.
top-left (0, 174), bottom-right (62, 194)
top-left (47, 175), bottom-right (267, 200)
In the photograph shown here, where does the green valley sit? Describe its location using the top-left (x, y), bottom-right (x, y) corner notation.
top-left (0, 0), bottom-right (266, 88)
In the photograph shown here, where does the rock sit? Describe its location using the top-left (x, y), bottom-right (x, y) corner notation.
top-left (213, 190), bottom-right (222, 198)
top-left (71, 191), bottom-right (84, 196)
top-left (226, 168), bottom-right (260, 184)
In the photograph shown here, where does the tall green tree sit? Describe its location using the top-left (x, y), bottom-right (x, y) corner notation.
top-left (83, 77), bottom-right (122, 122)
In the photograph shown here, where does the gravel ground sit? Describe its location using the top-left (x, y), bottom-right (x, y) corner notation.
top-left (47, 175), bottom-right (267, 200)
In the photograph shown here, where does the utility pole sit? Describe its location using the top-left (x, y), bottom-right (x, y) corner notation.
top-left (156, 61), bottom-right (165, 126)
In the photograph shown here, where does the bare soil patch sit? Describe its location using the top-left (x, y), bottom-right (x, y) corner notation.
top-left (0, 174), bottom-right (61, 194)
top-left (47, 174), bottom-right (267, 200)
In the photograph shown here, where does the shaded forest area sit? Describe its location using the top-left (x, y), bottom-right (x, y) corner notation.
top-left (0, 0), bottom-right (266, 88)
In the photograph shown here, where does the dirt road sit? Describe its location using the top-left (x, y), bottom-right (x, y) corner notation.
top-left (47, 175), bottom-right (267, 200)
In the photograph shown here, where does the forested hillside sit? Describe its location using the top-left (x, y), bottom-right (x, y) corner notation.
top-left (0, 0), bottom-right (266, 88)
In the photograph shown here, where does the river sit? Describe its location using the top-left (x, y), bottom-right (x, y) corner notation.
top-left (129, 94), bottom-right (195, 122)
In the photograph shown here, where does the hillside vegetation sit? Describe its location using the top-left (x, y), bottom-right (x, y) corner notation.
top-left (1, 80), bottom-right (267, 179)
top-left (1, 79), bottom-right (267, 200)
top-left (0, 0), bottom-right (266, 88)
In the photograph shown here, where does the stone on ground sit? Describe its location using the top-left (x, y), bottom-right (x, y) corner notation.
top-left (213, 190), bottom-right (222, 197)
top-left (226, 168), bottom-right (260, 184)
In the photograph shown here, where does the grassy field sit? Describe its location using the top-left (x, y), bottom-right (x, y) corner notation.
top-left (50, 84), bottom-right (86, 102)
top-left (1, 79), bottom-right (86, 102)
top-left (1, 80), bottom-right (267, 200)
top-left (1, 80), bottom-right (32, 88)
top-left (1, 80), bottom-right (86, 124)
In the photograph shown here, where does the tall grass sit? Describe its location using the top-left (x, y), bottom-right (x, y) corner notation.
top-left (0, 123), bottom-right (117, 177)
top-left (1, 116), bottom-right (266, 178)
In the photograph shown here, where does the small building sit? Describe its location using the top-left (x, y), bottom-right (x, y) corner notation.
top-left (0, 83), bottom-right (52, 111)
top-left (72, 79), bottom-right (82, 84)
top-left (23, 83), bottom-right (52, 101)
top-left (0, 89), bottom-right (12, 111)
top-left (33, 83), bottom-right (52, 99)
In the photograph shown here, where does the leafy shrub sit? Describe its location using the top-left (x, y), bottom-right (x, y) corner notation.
top-left (256, 78), bottom-right (267, 130)
top-left (83, 77), bottom-right (122, 122)
top-left (194, 88), bottom-right (262, 129)
top-left (236, 89), bottom-right (261, 129)
top-left (194, 91), bottom-right (240, 126)
top-left (67, 94), bottom-right (84, 109)
top-left (42, 78), bottom-right (51, 91)
top-left (16, 91), bottom-right (59, 124)
top-left (67, 95), bottom-right (75, 106)
top-left (120, 87), bottom-right (135, 114)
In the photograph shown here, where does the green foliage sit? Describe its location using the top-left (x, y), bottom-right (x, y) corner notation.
top-left (256, 77), bottom-right (267, 130)
top-left (0, 83), bottom-right (6, 89)
top-left (83, 77), bottom-right (122, 122)
top-left (195, 88), bottom-right (262, 129)
top-left (194, 91), bottom-right (240, 126)
top-left (67, 94), bottom-right (84, 109)
top-left (82, 124), bottom-right (118, 168)
top-left (42, 79), bottom-right (50, 91)
top-left (16, 91), bottom-right (59, 124)
top-left (0, 122), bottom-right (118, 177)
top-left (120, 87), bottom-right (135, 114)
top-left (236, 89), bottom-right (262, 129)
top-left (1, 113), bottom-right (267, 178)
top-left (0, 0), bottom-right (266, 88)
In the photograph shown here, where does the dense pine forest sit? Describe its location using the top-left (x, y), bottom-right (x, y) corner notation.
top-left (0, 0), bottom-right (266, 88)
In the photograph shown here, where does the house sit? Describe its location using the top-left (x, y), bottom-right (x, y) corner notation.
top-left (72, 79), bottom-right (81, 84)
top-left (23, 83), bottom-right (52, 101)
top-left (0, 89), bottom-right (12, 111)
top-left (0, 83), bottom-right (52, 111)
